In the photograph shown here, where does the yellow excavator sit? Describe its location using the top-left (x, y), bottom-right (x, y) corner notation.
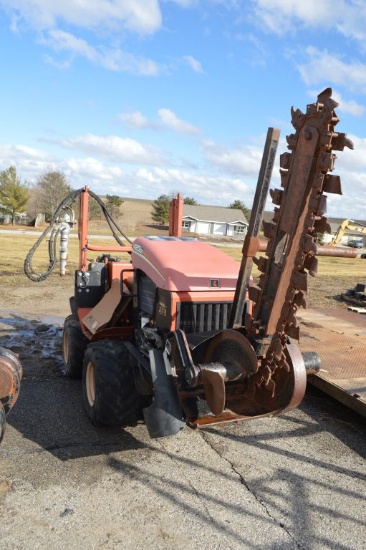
top-left (329, 219), bottom-right (366, 247)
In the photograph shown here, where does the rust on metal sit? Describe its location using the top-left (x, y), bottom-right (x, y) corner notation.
top-left (0, 347), bottom-right (23, 443)
top-left (315, 246), bottom-right (357, 258)
top-left (258, 239), bottom-right (358, 258)
top-left (299, 308), bottom-right (366, 417)
top-left (229, 88), bottom-right (353, 422)
top-left (230, 127), bottom-right (281, 329)
top-left (242, 235), bottom-right (261, 258)
top-left (172, 89), bottom-right (354, 428)
top-left (169, 193), bottom-right (184, 237)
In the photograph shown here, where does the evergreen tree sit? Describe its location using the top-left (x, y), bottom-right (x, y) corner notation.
top-left (228, 200), bottom-right (250, 221)
top-left (184, 196), bottom-right (198, 205)
top-left (151, 194), bottom-right (170, 224)
top-left (88, 197), bottom-right (102, 220)
top-left (0, 166), bottom-right (29, 225)
top-left (105, 195), bottom-right (124, 218)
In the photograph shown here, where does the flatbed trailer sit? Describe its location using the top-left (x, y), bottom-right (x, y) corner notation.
top-left (299, 308), bottom-right (366, 417)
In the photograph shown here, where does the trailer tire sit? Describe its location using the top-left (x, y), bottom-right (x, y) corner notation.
top-left (62, 314), bottom-right (89, 379)
top-left (82, 340), bottom-right (144, 427)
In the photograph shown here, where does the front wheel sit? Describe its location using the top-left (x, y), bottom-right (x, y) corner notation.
top-left (82, 340), bottom-right (145, 427)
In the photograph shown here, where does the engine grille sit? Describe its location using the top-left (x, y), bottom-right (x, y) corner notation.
top-left (176, 301), bottom-right (233, 333)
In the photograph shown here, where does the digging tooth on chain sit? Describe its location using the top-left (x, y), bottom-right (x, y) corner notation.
top-left (313, 216), bottom-right (331, 234)
top-left (262, 220), bottom-right (276, 239)
top-left (246, 88), bottom-right (353, 396)
top-left (310, 194), bottom-right (327, 216)
top-left (303, 234), bottom-right (317, 254)
top-left (280, 169), bottom-right (289, 189)
top-left (280, 152), bottom-right (291, 169)
top-left (303, 255), bottom-right (318, 277)
top-left (290, 107), bottom-right (305, 130)
top-left (255, 257), bottom-right (269, 274)
top-left (293, 290), bottom-right (307, 308)
top-left (269, 188), bottom-right (283, 205)
top-left (290, 271), bottom-right (307, 291)
top-left (331, 134), bottom-right (354, 151)
top-left (286, 133), bottom-right (298, 149)
top-left (323, 174), bottom-right (342, 194)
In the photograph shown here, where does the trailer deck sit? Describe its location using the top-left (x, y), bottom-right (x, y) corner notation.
top-left (299, 308), bottom-right (366, 417)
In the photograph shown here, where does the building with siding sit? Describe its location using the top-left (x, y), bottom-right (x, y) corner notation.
top-left (182, 205), bottom-right (248, 237)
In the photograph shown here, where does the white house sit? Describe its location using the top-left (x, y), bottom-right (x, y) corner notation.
top-left (182, 205), bottom-right (248, 238)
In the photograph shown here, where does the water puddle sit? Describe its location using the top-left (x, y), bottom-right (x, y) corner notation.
top-left (0, 312), bottom-right (65, 377)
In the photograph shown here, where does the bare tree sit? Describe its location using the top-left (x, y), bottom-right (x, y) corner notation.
top-left (33, 170), bottom-right (73, 221)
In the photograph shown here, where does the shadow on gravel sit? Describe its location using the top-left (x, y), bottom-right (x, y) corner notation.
top-left (5, 378), bottom-right (147, 460)
top-left (1, 312), bottom-right (365, 464)
top-left (301, 385), bottom-right (366, 458)
top-left (205, 386), bottom-right (366, 466)
top-left (193, 390), bottom-right (366, 549)
top-left (106, 389), bottom-right (366, 550)
top-left (0, 312), bottom-right (147, 459)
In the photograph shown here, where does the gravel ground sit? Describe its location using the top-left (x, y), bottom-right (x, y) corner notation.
top-left (0, 283), bottom-right (365, 550)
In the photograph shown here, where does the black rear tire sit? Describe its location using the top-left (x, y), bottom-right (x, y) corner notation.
top-left (62, 314), bottom-right (89, 379)
top-left (82, 340), bottom-right (145, 427)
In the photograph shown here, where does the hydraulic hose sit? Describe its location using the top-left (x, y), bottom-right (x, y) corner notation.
top-left (24, 188), bottom-right (132, 282)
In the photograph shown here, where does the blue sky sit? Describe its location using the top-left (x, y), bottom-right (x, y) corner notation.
top-left (0, 0), bottom-right (365, 219)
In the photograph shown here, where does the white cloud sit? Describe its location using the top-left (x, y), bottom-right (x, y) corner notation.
top-left (157, 108), bottom-right (201, 134)
top-left (118, 108), bottom-right (201, 134)
top-left (251, 0), bottom-right (339, 35)
top-left (41, 29), bottom-right (160, 75)
top-left (62, 134), bottom-right (166, 165)
top-left (336, 134), bottom-right (366, 172)
top-left (1, 134), bottom-right (365, 219)
top-left (183, 55), bottom-right (203, 73)
top-left (43, 53), bottom-right (73, 70)
top-left (202, 140), bottom-right (263, 176)
top-left (312, 133), bottom-right (366, 217)
top-left (337, 6), bottom-right (366, 46)
top-left (340, 99), bottom-right (366, 117)
top-left (250, 0), bottom-right (366, 56)
top-left (311, 89), bottom-right (366, 117)
top-left (42, 30), bottom-right (96, 59)
top-left (97, 48), bottom-right (160, 75)
top-left (297, 47), bottom-right (366, 95)
top-left (134, 167), bottom-right (252, 205)
top-left (65, 157), bottom-right (125, 182)
top-left (251, 1), bottom-right (358, 35)
top-left (0, 144), bottom-right (54, 180)
top-left (118, 111), bottom-right (151, 129)
top-left (1, 0), bottom-right (162, 35)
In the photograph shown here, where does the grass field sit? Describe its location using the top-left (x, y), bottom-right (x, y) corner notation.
top-left (0, 231), bottom-right (364, 311)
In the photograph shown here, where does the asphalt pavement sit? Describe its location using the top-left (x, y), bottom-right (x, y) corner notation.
top-left (0, 310), bottom-right (365, 550)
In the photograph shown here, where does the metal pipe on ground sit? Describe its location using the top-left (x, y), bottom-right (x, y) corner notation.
top-left (258, 239), bottom-right (358, 258)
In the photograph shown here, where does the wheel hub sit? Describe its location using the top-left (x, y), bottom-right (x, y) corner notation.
top-left (85, 361), bottom-right (96, 406)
